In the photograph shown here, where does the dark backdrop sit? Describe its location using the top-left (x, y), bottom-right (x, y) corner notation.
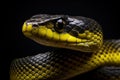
top-left (2, 0), bottom-right (119, 80)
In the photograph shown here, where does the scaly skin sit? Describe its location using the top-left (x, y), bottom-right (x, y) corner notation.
top-left (10, 14), bottom-right (120, 80)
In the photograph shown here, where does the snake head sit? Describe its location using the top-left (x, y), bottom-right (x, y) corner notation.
top-left (22, 14), bottom-right (103, 52)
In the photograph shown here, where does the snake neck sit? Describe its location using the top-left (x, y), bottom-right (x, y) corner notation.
top-left (90, 40), bottom-right (120, 67)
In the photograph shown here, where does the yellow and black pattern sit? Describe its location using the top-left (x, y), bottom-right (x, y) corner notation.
top-left (10, 14), bottom-right (120, 80)
top-left (22, 14), bottom-right (103, 52)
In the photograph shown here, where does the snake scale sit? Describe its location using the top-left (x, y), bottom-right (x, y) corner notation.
top-left (10, 14), bottom-right (120, 80)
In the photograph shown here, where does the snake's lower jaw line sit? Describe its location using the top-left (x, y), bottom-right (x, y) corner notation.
top-left (77, 44), bottom-right (98, 52)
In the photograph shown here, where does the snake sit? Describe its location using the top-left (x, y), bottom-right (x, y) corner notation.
top-left (10, 14), bottom-right (120, 80)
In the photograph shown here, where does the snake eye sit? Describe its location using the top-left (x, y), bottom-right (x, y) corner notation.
top-left (55, 19), bottom-right (65, 32)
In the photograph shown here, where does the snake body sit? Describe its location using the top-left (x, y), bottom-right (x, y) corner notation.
top-left (10, 14), bottom-right (120, 80)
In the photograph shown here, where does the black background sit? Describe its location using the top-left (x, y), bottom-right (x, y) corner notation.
top-left (2, 0), bottom-right (119, 80)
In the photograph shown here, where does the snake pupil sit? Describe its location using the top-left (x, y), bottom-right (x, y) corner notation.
top-left (55, 19), bottom-right (65, 32)
top-left (58, 22), bottom-right (64, 29)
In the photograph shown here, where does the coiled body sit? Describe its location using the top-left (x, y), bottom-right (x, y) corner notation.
top-left (10, 14), bottom-right (120, 80)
